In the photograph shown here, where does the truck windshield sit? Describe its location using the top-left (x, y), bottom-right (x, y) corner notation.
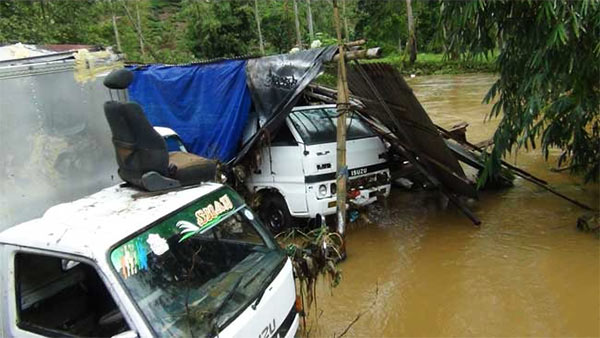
top-left (109, 187), bottom-right (286, 337)
top-left (289, 107), bottom-right (375, 145)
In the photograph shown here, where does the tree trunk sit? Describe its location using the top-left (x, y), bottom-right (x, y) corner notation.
top-left (398, 36), bottom-right (402, 53)
top-left (342, 0), bottom-right (349, 41)
top-left (306, 0), bottom-right (314, 42)
top-left (292, 0), bottom-right (302, 49)
top-left (405, 0), bottom-right (416, 64)
top-left (111, 0), bottom-right (122, 52)
top-left (254, 0), bottom-right (265, 55)
top-left (135, 0), bottom-right (144, 56)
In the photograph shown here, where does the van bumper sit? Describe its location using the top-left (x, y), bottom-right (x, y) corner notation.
top-left (305, 184), bottom-right (391, 218)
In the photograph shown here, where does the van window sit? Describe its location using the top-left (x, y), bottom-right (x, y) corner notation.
top-left (289, 107), bottom-right (374, 145)
top-left (14, 253), bottom-right (129, 337)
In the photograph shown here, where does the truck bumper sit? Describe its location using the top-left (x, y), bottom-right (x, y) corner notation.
top-left (305, 184), bottom-right (391, 218)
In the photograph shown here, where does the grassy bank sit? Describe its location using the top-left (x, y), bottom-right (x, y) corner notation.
top-left (372, 52), bottom-right (497, 76)
top-left (316, 52), bottom-right (497, 87)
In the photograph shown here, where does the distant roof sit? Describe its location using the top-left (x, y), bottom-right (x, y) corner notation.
top-left (0, 43), bottom-right (52, 61)
top-left (0, 183), bottom-right (222, 261)
top-left (39, 44), bottom-right (98, 52)
top-left (0, 43), bottom-right (107, 66)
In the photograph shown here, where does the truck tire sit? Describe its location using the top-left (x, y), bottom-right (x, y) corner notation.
top-left (259, 193), bottom-right (292, 234)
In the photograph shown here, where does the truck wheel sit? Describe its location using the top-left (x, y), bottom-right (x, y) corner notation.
top-left (259, 193), bottom-right (292, 234)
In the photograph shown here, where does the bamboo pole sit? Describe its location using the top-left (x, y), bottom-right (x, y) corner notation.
top-left (332, 47), bottom-right (381, 62)
top-left (333, 0), bottom-right (350, 255)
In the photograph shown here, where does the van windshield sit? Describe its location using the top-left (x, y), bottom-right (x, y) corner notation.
top-left (289, 107), bottom-right (375, 145)
top-left (109, 187), bottom-right (286, 337)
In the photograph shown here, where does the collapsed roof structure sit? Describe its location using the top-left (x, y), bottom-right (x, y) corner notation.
top-left (126, 47), bottom-right (486, 223)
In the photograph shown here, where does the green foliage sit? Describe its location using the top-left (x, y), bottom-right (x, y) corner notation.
top-left (370, 51), bottom-right (496, 75)
top-left (355, 0), bottom-right (406, 53)
top-left (260, 1), bottom-right (296, 53)
top-left (441, 0), bottom-right (600, 183)
top-left (0, 0), bottom-right (446, 63)
top-left (0, 1), bottom-right (109, 45)
top-left (185, 0), bottom-right (258, 59)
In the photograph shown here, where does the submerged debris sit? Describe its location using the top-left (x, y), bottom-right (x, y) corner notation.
top-left (577, 213), bottom-right (600, 236)
top-left (277, 226), bottom-right (343, 323)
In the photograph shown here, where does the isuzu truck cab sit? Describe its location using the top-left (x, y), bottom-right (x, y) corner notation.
top-left (247, 104), bottom-right (391, 232)
top-left (0, 183), bottom-right (299, 338)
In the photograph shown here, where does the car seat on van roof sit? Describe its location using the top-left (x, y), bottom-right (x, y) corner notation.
top-left (103, 68), bottom-right (217, 191)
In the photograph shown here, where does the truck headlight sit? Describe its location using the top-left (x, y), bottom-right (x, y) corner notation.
top-left (318, 184), bottom-right (328, 197)
top-left (330, 182), bottom-right (337, 194)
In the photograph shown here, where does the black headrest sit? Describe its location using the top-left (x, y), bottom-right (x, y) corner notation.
top-left (104, 68), bottom-right (134, 89)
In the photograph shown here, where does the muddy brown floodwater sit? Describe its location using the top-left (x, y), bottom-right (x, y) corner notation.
top-left (306, 74), bottom-right (600, 337)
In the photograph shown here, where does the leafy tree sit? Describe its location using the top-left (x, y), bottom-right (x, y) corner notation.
top-left (261, 1), bottom-right (296, 53)
top-left (415, 0), bottom-right (442, 53)
top-left (441, 0), bottom-right (600, 183)
top-left (0, 0), bottom-right (109, 45)
top-left (185, 0), bottom-right (257, 59)
top-left (354, 0), bottom-right (406, 53)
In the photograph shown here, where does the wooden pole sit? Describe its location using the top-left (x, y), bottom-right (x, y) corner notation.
top-left (254, 0), bottom-right (265, 55)
top-left (333, 0), bottom-right (349, 255)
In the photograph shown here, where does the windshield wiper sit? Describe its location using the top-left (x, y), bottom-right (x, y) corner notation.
top-left (251, 259), bottom-right (286, 310)
top-left (210, 274), bottom-right (244, 335)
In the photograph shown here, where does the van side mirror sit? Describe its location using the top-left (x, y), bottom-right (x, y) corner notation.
top-left (297, 140), bottom-right (309, 156)
top-left (112, 330), bottom-right (138, 338)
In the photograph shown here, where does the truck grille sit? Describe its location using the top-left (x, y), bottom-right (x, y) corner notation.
top-left (348, 171), bottom-right (390, 190)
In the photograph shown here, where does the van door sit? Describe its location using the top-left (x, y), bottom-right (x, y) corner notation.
top-left (268, 121), bottom-right (308, 214)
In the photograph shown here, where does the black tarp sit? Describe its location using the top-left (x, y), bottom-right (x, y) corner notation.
top-left (230, 46), bottom-right (337, 165)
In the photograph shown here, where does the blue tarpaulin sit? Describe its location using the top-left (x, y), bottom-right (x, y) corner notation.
top-left (127, 61), bottom-right (251, 162)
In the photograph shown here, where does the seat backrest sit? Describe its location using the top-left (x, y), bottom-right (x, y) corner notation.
top-left (104, 101), bottom-right (169, 182)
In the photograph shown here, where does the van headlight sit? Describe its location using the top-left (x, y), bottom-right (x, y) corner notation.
top-left (318, 184), bottom-right (328, 197)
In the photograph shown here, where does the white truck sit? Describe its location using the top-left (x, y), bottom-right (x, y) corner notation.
top-left (0, 183), bottom-right (299, 338)
top-left (246, 104), bottom-right (391, 232)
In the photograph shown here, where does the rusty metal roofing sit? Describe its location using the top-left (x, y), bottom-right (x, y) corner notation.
top-left (347, 62), bottom-right (477, 199)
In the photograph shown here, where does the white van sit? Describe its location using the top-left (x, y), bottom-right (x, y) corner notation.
top-left (247, 104), bottom-right (391, 232)
top-left (0, 183), bottom-right (299, 338)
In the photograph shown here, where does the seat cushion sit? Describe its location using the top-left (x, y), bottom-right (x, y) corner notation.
top-left (168, 152), bottom-right (217, 185)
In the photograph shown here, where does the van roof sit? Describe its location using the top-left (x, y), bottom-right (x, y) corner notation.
top-left (0, 183), bottom-right (221, 261)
